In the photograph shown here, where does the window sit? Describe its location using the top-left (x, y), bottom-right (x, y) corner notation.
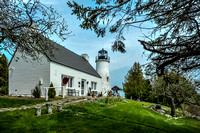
top-left (81, 79), bottom-right (86, 95)
top-left (107, 77), bottom-right (110, 82)
top-left (62, 75), bottom-right (73, 87)
top-left (91, 82), bottom-right (97, 90)
top-left (81, 80), bottom-right (85, 89)
top-left (68, 77), bottom-right (73, 87)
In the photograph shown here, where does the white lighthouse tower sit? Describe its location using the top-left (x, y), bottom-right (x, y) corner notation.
top-left (96, 48), bottom-right (111, 95)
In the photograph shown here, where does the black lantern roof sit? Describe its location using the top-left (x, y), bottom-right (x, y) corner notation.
top-left (96, 48), bottom-right (110, 61)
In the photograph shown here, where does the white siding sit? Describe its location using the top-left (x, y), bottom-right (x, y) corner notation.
top-left (9, 51), bottom-right (50, 96)
top-left (50, 62), bottom-right (101, 96)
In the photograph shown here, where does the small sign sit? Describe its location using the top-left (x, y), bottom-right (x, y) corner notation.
top-left (62, 77), bottom-right (69, 85)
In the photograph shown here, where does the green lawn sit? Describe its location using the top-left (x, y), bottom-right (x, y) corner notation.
top-left (0, 97), bottom-right (47, 108)
top-left (0, 98), bottom-right (199, 133)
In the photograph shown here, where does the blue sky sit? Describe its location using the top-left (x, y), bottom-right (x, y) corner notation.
top-left (4, 0), bottom-right (150, 95)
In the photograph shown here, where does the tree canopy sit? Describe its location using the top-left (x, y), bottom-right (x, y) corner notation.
top-left (0, 0), bottom-right (70, 59)
top-left (152, 71), bottom-right (198, 116)
top-left (68, 0), bottom-right (200, 74)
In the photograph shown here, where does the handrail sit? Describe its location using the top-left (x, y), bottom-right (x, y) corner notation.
top-left (95, 56), bottom-right (110, 61)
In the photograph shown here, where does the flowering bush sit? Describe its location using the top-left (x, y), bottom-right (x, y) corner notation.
top-left (108, 91), bottom-right (112, 96)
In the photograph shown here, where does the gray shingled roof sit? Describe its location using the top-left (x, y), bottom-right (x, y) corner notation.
top-left (47, 43), bottom-right (101, 78)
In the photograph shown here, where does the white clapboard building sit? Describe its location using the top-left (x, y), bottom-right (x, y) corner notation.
top-left (9, 41), bottom-right (111, 97)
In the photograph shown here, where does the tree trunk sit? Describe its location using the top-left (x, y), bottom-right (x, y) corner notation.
top-left (170, 98), bottom-right (176, 117)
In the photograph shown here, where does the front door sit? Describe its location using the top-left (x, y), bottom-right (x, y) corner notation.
top-left (81, 79), bottom-right (86, 95)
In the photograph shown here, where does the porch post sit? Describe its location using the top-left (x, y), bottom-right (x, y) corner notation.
top-left (45, 87), bottom-right (49, 101)
top-left (63, 86), bottom-right (67, 98)
top-left (62, 86), bottom-right (65, 99)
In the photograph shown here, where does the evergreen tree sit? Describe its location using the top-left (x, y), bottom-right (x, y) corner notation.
top-left (123, 62), bottom-right (151, 101)
top-left (0, 53), bottom-right (8, 95)
top-left (142, 79), bottom-right (153, 101)
top-left (48, 82), bottom-right (56, 98)
top-left (32, 85), bottom-right (41, 98)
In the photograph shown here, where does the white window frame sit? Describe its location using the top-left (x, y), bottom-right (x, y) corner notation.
top-left (62, 75), bottom-right (74, 88)
top-left (91, 82), bottom-right (97, 90)
top-left (67, 77), bottom-right (73, 87)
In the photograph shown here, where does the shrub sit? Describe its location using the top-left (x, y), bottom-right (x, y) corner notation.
top-left (0, 86), bottom-right (8, 95)
top-left (32, 85), bottom-right (41, 98)
top-left (108, 91), bottom-right (112, 96)
top-left (181, 104), bottom-right (188, 113)
top-left (186, 105), bottom-right (200, 116)
top-left (100, 92), bottom-right (103, 96)
top-left (48, 82), bottom-right (56, 98)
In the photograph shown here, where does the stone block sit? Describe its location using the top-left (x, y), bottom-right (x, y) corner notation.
top-left (155, 104), bottom-right (162, 109)
top-left (57, 105), bottom-right (62, 112)
top-left (35, 107), bottom-right (41, 116)
top-left (46, 103), bottom-right (53, 114)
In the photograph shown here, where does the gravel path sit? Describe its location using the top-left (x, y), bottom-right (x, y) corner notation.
top-left (0, 97), bottom-right (90, 112)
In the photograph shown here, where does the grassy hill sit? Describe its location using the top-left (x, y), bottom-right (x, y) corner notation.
top-left (0, 97), bottom-right (46, 108)
top-left (0, 98), bottom-right (199, 132)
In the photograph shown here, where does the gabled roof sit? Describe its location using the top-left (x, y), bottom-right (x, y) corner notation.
top-left (111, 86), bottom-right (122, 91)
top-left (47, 42), bottom-right (101, 78)
top-left (8, 36), bottom-right (101, 78)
